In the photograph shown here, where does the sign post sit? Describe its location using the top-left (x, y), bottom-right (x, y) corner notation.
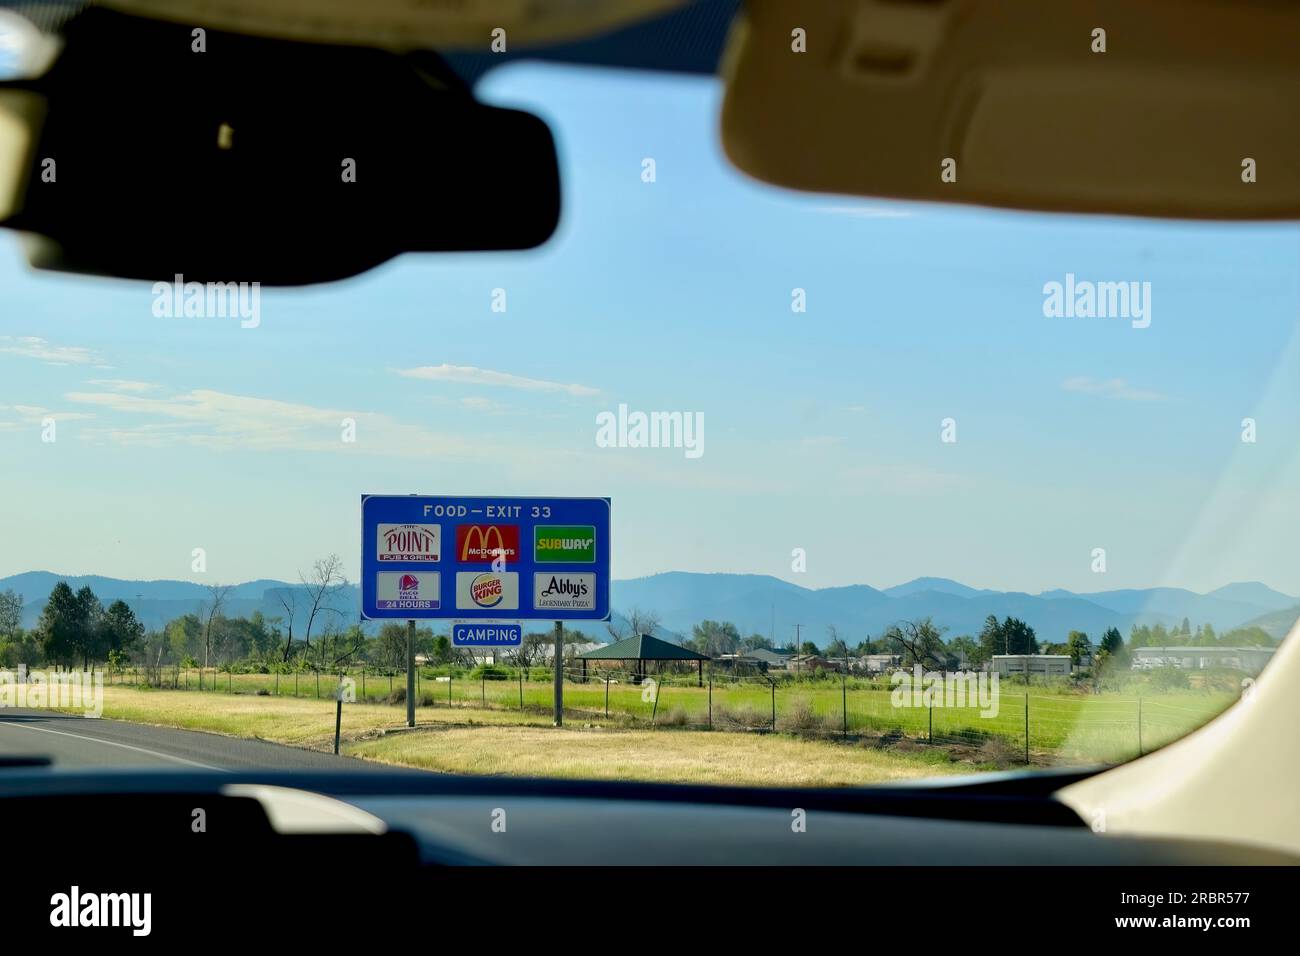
top-left (360, 495), bottom-right (611, 729)
top-left (553, 620), bottom-right (563, 726)
top-left (406, 619), bottom-right (415, 727)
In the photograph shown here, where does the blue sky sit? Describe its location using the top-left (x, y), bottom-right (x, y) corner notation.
top-left (1, 63), bottom-right (1297, 595)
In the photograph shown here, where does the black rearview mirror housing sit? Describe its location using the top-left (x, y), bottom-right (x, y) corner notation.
top-left (0, 8), bottom-right (561, 285)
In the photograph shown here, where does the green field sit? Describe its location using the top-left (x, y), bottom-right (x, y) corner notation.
top-left (107, 667), bottom-right (1237, 766)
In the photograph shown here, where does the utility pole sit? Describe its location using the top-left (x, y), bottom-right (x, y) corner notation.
top-left (406, 619), bottom-right (415, 727)
top-left (793, 624), bottom-right (804, 673)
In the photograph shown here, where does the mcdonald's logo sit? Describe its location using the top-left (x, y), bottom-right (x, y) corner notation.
top-left (456, 524), bottom-right (520, 563)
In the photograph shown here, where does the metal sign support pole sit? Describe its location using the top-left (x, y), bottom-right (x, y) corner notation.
top-left (407, 619), bottom-right (416, 727)
top-left (553, 620), bottom-right (563, 726)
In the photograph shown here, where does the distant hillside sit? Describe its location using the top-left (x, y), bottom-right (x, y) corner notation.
top-left (609, 573), bottom-right (1297, 645)
top-left (2, 570), bottom-right (1293, 648)
top-left (0, 571), bottom-right (673, 644)
top-left (1236, 604), bottom-right (1300, 641)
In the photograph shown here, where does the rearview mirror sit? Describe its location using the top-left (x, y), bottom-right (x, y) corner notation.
top-left (0, 8), bottom-right (561, 285)
top-left (722, 0), bottom-right (1300, 220)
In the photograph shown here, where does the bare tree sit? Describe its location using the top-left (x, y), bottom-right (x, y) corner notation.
top-left (510, 633), bottom-right (551, 668)
top-left (201, 584), bottom-right (232, 669)
top-left (319, 623), bottom-right (366, 673)
top-left (275, 589), bottom-right (299, 662)
top-left (300, 554), bottom-right (347, 661)
top-left (606, 607), bottom-right (661, 642)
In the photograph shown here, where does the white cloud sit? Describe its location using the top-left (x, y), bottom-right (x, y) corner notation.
top-left (396, 363), bottom-right (599, 397)
top-left (0, 336), bottom-right (101, 366)
top-left (87, 379), bottom-right (160, 393)
top-left (64, 387), bottom-right (497, 460)
top-left (1062, 376), bottom-right (1166, 402)
top-left (0, 403), bottom-right (94, 423)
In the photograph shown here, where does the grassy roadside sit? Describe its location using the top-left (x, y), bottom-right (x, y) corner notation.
top-left (48, 685), bottom-right (977, 787)
top-left (345, 725), bottom-right (967, 786)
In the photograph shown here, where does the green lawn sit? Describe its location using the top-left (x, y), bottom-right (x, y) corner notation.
top-left (105, 668), bottom-right (1238, 766)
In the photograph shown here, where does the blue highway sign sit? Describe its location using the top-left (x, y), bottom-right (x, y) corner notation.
top-left (452, 623), bottom-right (523, 647)
top-left (360, 495), bottom-right (611, 621)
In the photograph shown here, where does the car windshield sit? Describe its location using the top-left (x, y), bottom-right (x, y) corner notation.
top-left (1, 61), bottom-right (1296, 787)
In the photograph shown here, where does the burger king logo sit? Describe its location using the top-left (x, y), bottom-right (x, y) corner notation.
top-left (471, 573), bottom-right (503, 607)
top-left (455, 571), bottom-right (519, 611)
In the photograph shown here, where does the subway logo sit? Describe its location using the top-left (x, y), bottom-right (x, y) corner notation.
top-left (534, 525), bottom-right (596, 563)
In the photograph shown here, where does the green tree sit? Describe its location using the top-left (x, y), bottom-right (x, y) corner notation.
top-left (977, 615), bottom-right (1003, 660)
top-left (37, 582), bottom-right (83, 667)
top-left (690, 620), bottom-right (741, 657)
top-left (999, 617), bottom-right (1038, 655)
top-left (883, 618), bottom-right (949, 669)
top-left (1221, 626), bottom-right (1275, 647)
top-left (0, 589), bottom-right (22, 638)
top-left (1100, 627), bottom-right (1124, 655)
top-left (374, 622), bottom-right (410, 671)
top-left (949, 635), bottom-right (981, 667)
top-left (1128, 624), bottom-right (1151, 649)
top-left (1066, 630), bottom-right (1092, 665)
top-left (99, 600), bottom-right (144, 660)
top-left (73, 586), bottom-right (103, 667)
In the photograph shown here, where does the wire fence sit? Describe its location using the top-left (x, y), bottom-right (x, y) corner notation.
top-left (100, 662), bottom-right (1237, 765)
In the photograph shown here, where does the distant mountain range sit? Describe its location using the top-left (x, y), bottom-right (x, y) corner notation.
top-left (610, 573), bottom-right (1300, 645)
top-left (0, 571), bottom-right (671, 644)
top-left (2, 570), bottom-right (1296, 647)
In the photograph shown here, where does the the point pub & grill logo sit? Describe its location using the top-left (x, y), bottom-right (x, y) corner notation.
top-left (377, 523), bottom-right (440, 562)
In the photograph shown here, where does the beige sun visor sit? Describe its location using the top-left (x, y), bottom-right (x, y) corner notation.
top-left (100, 0), bottom-right (686, 50)
top-left (721, 0), bottom-right (1300, 220)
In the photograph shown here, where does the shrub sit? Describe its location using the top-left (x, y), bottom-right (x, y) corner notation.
top-left (655, 706), bottom-right (691, 727)
top-left (783, 696), bottom-right (826, 732)
top-left (1147, 666), bottom-right (1191, 691)
top-left (713, 704), bottom-right (770, 730)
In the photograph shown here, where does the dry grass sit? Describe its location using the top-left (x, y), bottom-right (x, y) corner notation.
top-left (345, 724), bottom-right (965, 787)
top-left (50, 686), bottom-right (968, 787)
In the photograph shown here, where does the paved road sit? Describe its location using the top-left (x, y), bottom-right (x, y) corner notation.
top-left (0, 708), bottom-right (381, 770)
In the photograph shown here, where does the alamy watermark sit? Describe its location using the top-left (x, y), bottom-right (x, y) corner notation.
top-left (152, 273), bottom-right (260, 329)
top-left (595, 403), bottom-right (704, 459)
top-left (1042, 273), bottom-right (1150, 329)
top-left (0, 666), bottom-right (104, 717)
top-left (890, 665), bottom-right (1000, 718)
